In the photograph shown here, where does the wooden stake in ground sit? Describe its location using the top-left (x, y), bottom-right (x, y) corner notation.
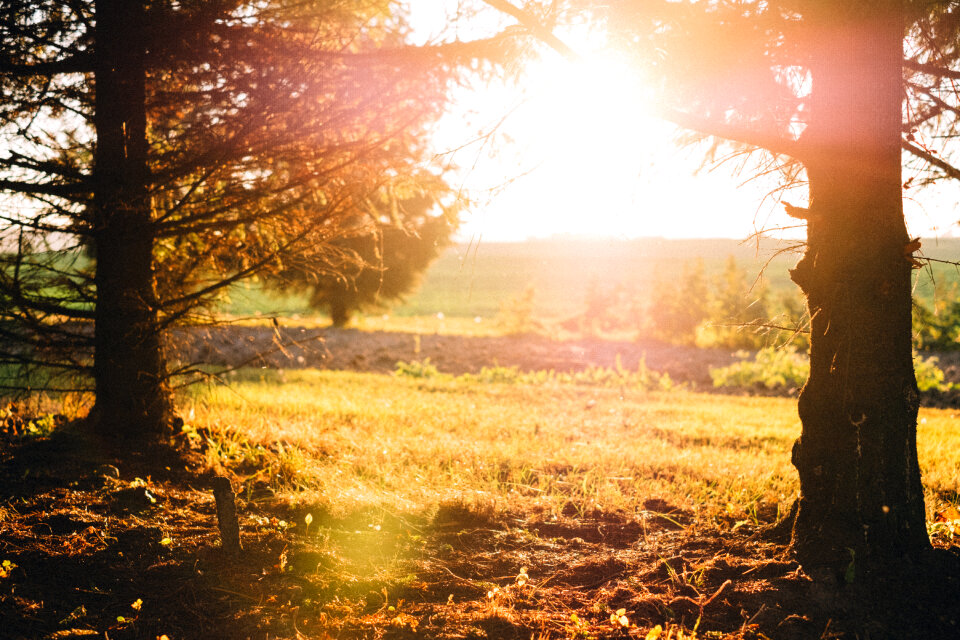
top-left (211, 476), bottom-right (242, 553)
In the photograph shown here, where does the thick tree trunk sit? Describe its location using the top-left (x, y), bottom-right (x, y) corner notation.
top-left (790, 3), bottom-right (930, 576)
top-left (90, 0), bottom-right (174, 439)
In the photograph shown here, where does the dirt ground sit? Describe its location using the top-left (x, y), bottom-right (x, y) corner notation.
top-left (171, 325), bottom-right (747, 386)
top-left (0, 427), bottom-right (958, 640)
top-left (171, 324), bottom-right (960, 402)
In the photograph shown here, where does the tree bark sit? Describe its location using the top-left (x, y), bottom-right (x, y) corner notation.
top-left (790, 2), bottom-right (930, 576)
top-left (329, 297), bottom-right (351, 327)
top-left (90, 0), bottom-right (174, 439)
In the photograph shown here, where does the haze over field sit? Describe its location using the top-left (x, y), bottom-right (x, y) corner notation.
top-left (3, 3), bottom-right (960, 639)
top-left (411, 4), bottom-right (960, 243)
top-left (224, 237), bottom-right (960, 322)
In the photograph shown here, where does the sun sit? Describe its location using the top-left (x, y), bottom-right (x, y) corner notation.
top-left (526, 51), bottom-right (658, 154)
top-left (434, 29), bottom-right (796, 241)
top-left (467, 48), bottom-right (703, 239)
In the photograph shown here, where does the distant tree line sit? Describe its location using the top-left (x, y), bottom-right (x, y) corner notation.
top-left (565, 256), bottom-right (960, 353)
top-left (575, 256), bottom-right (807, 349)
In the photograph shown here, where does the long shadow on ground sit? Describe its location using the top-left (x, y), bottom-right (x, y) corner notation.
top-left (1, 426), bottom-right (958, 639)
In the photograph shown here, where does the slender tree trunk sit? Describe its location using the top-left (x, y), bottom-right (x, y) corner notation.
top-left (329, 297), bottom-right (351, 327)
top-left (90, 0), bottom-right (173, 438)
top-left (790, 2), bottom-right (930, 576)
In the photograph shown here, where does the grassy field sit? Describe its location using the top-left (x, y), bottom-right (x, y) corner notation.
top-left (168, 368), bottom-right (959, 637)
top-left (183, 369), bottom-right (960, 537)
top-left (3, 368), bottom-right (959, 638)
top-left (223, 237), bottom-right (960, 323)
top-left (4, 237), bottom-right (960, 639)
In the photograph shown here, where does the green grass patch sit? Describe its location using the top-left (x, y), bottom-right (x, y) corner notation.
top-left (395, 357), bottom-right (674, 390)
top-left (710, 347), bottom-right (956, 393)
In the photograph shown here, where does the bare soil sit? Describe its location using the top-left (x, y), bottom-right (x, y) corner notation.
top-left (172, 325), bottom-right (960, 403)
top-left (1, 427), bottom-right (958, 640)
top-left (171, 325), bottom-right (749, 387)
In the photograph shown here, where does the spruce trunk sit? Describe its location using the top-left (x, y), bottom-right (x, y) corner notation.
top-left (790, 3), bottom-right (930, 575)
top-left (330, 298), bottom-right (351, 327)
top-left (90, 0), bottom-right (173, 439)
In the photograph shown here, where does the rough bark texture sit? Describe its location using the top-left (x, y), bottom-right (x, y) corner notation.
top-left (212, 476), bottom-right (243, 554)
top-left (790, 3), bottom-right (930, 576)
top-left (90, 0), bottom-right (174, 439)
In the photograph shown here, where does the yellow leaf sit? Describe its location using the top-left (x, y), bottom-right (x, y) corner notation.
top-left (0, 560), bottom-right (17, 579)
top-left (159, 537), bottom-right (172, 546)
top-left (131, 598), bottom-right (143, 611)
top-left (645, 625), bottom-right (663, 640)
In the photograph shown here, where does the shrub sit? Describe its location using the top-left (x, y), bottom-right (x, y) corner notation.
top-left (915, 354), bottom-right (949, 392)
top-left (496, 286), bottom-right (539, 335)
top-left (710, 347), bottom-right (809, 391)
top-left (711, 348), bottom-right (953, 393)
top-left (913, 292), bottom-right (960, 351)
top-left (582, 278), bottom-right (641, 336)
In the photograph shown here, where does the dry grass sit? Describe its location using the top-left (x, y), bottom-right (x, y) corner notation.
top-left (2, 368), bottom-right (957, 639)
top-left (181, 369), bottom-right (960, 537)
top-left (165, 369), bottom-right (960, 638)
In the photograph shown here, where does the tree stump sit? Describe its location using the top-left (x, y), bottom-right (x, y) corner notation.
top-left (211, 476), bottom-right (242, 554)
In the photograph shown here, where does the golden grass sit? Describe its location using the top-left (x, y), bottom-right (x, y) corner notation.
top-left (181, 369), bottom-right (960, 539)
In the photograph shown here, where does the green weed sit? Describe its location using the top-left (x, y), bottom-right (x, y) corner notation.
top-left (394, 358), bottom-right (672, 391)
top-left (393, 358), bottom-right (450, 380)
top-left (710, 347), bottom-right (953, 393)
top-left (709, 347), bottom-right (809, 391)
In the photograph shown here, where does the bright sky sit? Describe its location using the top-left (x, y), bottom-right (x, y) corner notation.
top-left (411, 2), bottom-right (960, 242)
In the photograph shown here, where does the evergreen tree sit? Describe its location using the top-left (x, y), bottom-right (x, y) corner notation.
top-left (646, 259), bottom-right (709, 344)
top-left (704, 256), bottom-right (768, 348)
top-left (0, 0), bottom-right (514, 438)
top-left (276, 179), bottom-right (460, 326)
